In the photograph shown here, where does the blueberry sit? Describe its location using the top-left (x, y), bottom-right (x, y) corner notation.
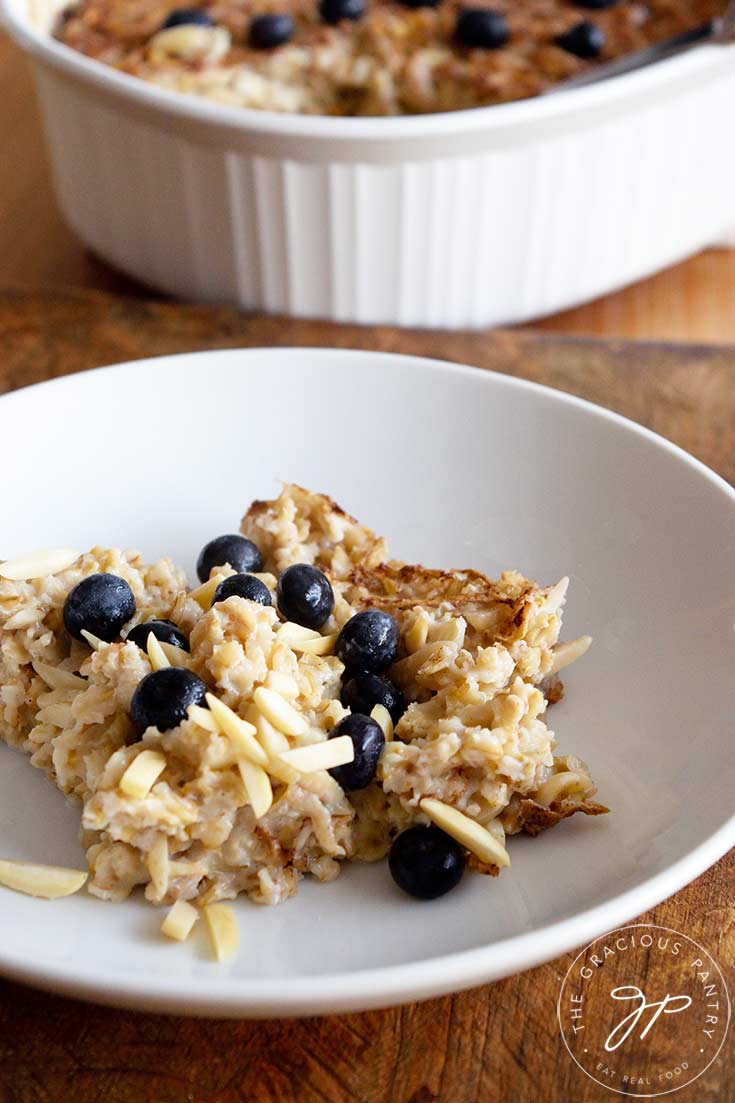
top-left (335, 610), bottom-right (399, 674)
top-left (341, 673), bottom-right (405, 724)
top-left (277, 564), bottom-right (334, 630)
top-left (399, 0), bottom-right (440, 7)
top-left (574, 0), bottom-right (617, 8)
top-left (130, 667), bottom-right (208, 734)
top-left (249, 13), bottom-right (294, 48)
top-left (212, 573), bottom-right (272, 608)
top-left (555, 20), bottom-right (606, 58)
top-left (389, 825), bottom-right (465, 900)
top-left (319, 0), bottom-right (365, 22)
top-left (161, 7), bottom-right (213, 28)
top-left (63, 574), bottom-right (136, 642)
top-left (126, 619), bottom-right (189, 653)
top-left (196, 534), bottom-right (262, 584)
top-left (328, 713), bottom-right (385, 791)
top-left (455, 8), bottom-right (509, 49)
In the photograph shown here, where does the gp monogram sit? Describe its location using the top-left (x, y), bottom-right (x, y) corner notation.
top-left (557, 925), bottom-right (731, 1097)
top-left (604, 986), bottom-right (693, 1053)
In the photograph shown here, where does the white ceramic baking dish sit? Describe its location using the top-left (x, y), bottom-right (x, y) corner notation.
top-left (3, 0), bottom-right (735, 327)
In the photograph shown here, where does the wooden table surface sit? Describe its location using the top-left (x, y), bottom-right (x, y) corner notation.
top-left (0, 288), bottom-right (733, 1103)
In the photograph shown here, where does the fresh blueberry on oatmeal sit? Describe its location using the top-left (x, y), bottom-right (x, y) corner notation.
top-left (249, 13), bottom-right (294, 48)
top-left (196, 534), bottom-right (262, 583)
top-left (126, 619), bottom-right (189, 652)
top-left (63, 573), bottom-right (136, 642)
top-left (336, 610), bottom-right (399, 674)
top-left (130, 668), bottom-right (208, 734)
top-left (212, 573), bottom-right (272, 607)
top-left (389, 825), bottom-right (465, 899)
top-left (328, 713), bottom-right (385, 791)
top-left (162, 7), bottom-right (214, 28)
top-left (555, 20), bottom-right (606, 58)
top-left (455, 9), bottom-right (510, 49)
top-left (277, 564), bottom-right (334, 629)
top-left (341, 673), bottom-right (405, 724)
top-left (319, 0), bottom-right (366, 22)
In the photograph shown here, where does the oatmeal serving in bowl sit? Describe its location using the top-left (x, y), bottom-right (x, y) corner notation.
top-left (0, 484), bottom-right (604, 957)
top-left (53, 0), bottom-right (725, 115)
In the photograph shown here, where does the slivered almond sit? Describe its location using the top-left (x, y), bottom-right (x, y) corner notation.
top-left (119, 749), bottom-right (167, 799)
top-left (550, 635), bottom-right (592, 675)
top-left (420, 798), bottom-right (510, 868)
top-left (189, 574), bottom-right (225, 611)
top-left (404, 615), bottom-right (429, 653)
top-left (0, 547), bottom-right (79, 581)
top-left (534, 771), bottom-right (590, 808)
top-left (293, 633), bottom-right (337, 656)
top-left (147, 834), bottom-right (169, 896)
top-left (0, 858), bottom-right (87, 899)
top-left (277, 622), bottom-right (321, 645)
top-left (276, 621), bottom-right (336, 655)
top-left (146, 632), bottom-right (170, 671)
top-left (266, 758), bottom-right (300, 785)
top-left (253, 686), bottom-right (306, 737)
top-left (251, 710), bottom-right (289, 755)
top-left (543, 577), bottom-right (569, 615)
top-left (276, 735), bottom-right (354, 775)
top-left (161, 899), bottom-right (198, 942)
top-left (205, 694), bottom-right (268, 766)
top-left (80, 629), bottom-right (105, 651)
top-left (203, 903), bottom-right (239, 962)
top-left (237, 760), bottom-right (273, 819)
top-left (370, 703), bottom-right (394, 741)
top-left (250, 711), bottom-right (300, 784)
top-left (187, 703), bottom-right (219, 733)
top-left (32, 662), bottom-right (86, 691)
top-left (159, 641), bottom-right (190, 668)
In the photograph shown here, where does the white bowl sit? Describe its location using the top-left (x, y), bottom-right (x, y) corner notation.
top-left (3, 0), bottom-right (735, 328)
top-left (1, 347), bottom-right (734, 1017)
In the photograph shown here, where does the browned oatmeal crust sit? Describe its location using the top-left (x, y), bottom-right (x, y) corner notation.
top-left (467, 854), bottom-right (501, 876)
top-left (347, 562), bottom-right (534, 612)
top-left (248, 490), bottom-right (353, 523)
top-left (516, 797), bottom-right (610, 836)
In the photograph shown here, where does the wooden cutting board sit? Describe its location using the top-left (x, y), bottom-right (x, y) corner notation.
top-left (0, 287), bottom-right (732, 1103)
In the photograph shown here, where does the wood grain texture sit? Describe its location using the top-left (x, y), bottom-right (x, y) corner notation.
top-left (0, 287), bottom-right (732, 1103)
top-left (1, 32), bottom-right (735, 342)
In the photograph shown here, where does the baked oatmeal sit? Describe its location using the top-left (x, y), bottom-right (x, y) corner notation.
top-left (0, 484), bottom-right (604, 936)
top-left (52, 0), bottom-right (725, 115)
